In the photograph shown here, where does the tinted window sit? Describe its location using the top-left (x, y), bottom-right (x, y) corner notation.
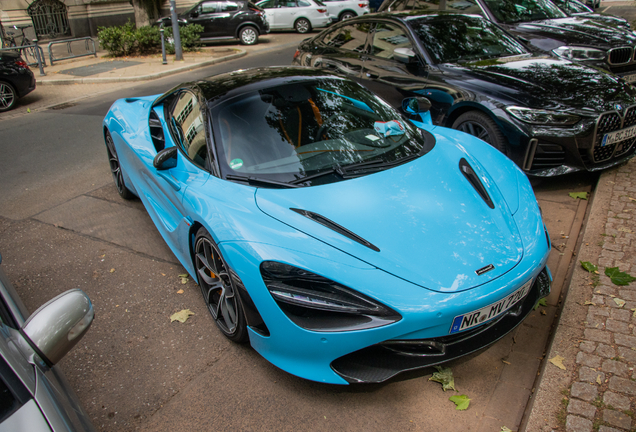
top-left (370, 23), bottom-right (413, 59)
top-left (553, 0), bottom-right (591, 14)
top-left (201, 1), bottom-right (218, 12)
top-left (482, 0), bottom-right (566, 23)
top-left (386, 0), bottom-right (482, 14)
top-left (220, 1), bottom-right (240, 11)
top-left (170, 91), bottom-right (209, 170)
top-left (259, 0), bottom-right (276, 7)
top-left (281, 0), bottom-right (298, 6)
top-left (320, 23), bottom-right (370, 52)
top-left (210, 78), bottom-right (433, 185)
top-left (408, 15), bottom-right (527, 63)
top-left (299, 0), bottom-right (311, 6)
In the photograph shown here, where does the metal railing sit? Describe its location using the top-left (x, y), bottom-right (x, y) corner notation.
top-left (0, 42), bottom-right (46, 76)
top-left (48, 37), bottom-right (96, 65)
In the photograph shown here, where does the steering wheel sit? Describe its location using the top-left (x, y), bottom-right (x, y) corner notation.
top-left (314, 114), bottom-right (342, 141)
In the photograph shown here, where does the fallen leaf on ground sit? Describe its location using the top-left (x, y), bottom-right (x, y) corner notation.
top-left (177, 289), bottom-right (184, 294)
top-left (534, 298), bottom-right (548, 310)
top-left (449, 394), bottom-right (471, 410)
top-left (605, 267), bottom-right (636, 286)
top-left (501, 427), bottom-right (513, 432)
top-left (618, 227), bottom-right (634, 233)
top-left (170, 309), bottom-right (194, 323)
top-left (541, 310), bottom-right (547, 315)
top-left (631, 308), bottom-right (636, 318)
top-left (580, 261), bottom-right (598, 273)
top-left (583, 301), bottom-right (595, 306)
top-left (429, 366), bottom-right (456, 391)
top-left (502, 360), bottom-right (511, 365)
top-left (27, 108), bottom-right (31, 113)
top-left (614, 298), bottom-right (626, 308)
top-left (179, 273), bottom-right (189, 278)
top-left (549, 355), bottom-right (566, 370)
top-left (569, 192), bottom-right (588, 200)
top-left (596, 375), bottom-right (602, 385)
top-left (181, 277), bottom-right (188, 284)
top-left (110, 268), bottom-right (115, 273)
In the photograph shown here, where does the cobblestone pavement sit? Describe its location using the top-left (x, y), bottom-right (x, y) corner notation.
top-left (526, 159), bottom-right (636, 431)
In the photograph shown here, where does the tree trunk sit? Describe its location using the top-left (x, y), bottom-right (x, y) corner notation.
top-left (132, 0), bottom-right (152, 27)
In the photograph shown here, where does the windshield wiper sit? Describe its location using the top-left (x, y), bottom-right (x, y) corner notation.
top-left (288, 166), bottom-right (346, 185)
top-left (225, 174), bottom-right (300, 188)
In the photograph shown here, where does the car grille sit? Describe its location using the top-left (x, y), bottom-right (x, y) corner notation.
top-left (592, 106), bottom-right (636, 163)
top-left (609, 47), bottom-right (634, 65)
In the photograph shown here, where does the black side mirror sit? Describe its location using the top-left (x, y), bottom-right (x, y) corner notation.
top-left (153, 146), bottom-right (178, 170)
top-left (402, 97), bottom-right (432, 114)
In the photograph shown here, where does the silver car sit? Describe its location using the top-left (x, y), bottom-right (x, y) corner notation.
top-left (0, 252), bottom-right (95, 432)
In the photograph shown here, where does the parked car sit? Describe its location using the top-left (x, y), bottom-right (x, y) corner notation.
top-left (255, 0), bottom-right (331, 33)
top-left (102, 66), bottom-right (551, 384)
top-left (584, 0), bottom-right (600, 8)
top-left (0, 252), bottom-right (95, 431)
top-left (377, 0), bottom-right (636, 84)
top-left (0, 51), bottom-right (35, 112)
top-left (156, 0), bottom-right (269, 45)
top-left (322, 0), bottom-right (370, 21)
top-left (293, 12), bottom-right (636, 176)
top-left (553, 0), bottom-right (630, 29)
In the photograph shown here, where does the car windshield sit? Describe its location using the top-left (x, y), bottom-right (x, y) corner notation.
top-left (209, 78), bottom-right (433, 186)
top-left (482, 0), bottom-right (567, 23)
top-left (408, 15), bottom-right (528, 63)
top-left (552, 0), bottom-right (591, 14)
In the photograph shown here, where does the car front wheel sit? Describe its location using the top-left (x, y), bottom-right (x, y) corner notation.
top-left (295, 18), bottom-right (311, 33)
top-left (451, 111), bottom-right (508, 154)
top-left (0, 81), bottom-right (17, 112)
top-left (239, 26), bottom-right (259, 45)
top-left (194, 228), bottom-right (248, 343)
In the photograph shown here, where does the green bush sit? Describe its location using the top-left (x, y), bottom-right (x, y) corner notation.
top-left (97, 21), bottom-right (202, 57)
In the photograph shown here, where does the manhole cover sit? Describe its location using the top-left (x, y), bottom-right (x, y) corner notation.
top-left (58, 61), bottom-right (142, 77)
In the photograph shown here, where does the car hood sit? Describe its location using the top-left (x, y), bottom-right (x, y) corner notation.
top-left (254, 139), bottom-right (524, 293)
top-left (509, 17), bottom-right (636, 49)
top-left (440, 57), bottom-right (636, 113)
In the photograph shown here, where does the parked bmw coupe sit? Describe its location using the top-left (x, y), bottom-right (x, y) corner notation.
top-left (0, 252), bottom-right (95, 431)
top-left (293, 12), bottom-right (636, 175)
top-left (102, 67), bottom-right (551, 384)
top-left (377, 0), bottom-right (636, 82)
top-left (0, 51), bottom-right (35, 112)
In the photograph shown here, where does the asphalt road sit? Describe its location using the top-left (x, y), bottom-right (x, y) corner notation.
top-left (0, 40), bottom-right (599, 431)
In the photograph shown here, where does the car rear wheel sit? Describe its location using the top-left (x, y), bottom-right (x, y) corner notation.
top-left (295, 18), bottom-right (312, 33)
top-left (339, 11), bottom-right (356, 20)
top-left (452, 111), bottom-right (507, 154)
top-left (105, 129), bottom-right (135, 200)
top-left (0, 81), bottom-right (17, 112)
top-left (239, 26), bottom-right (259, 45)
top-left (194, 228), bottom-right (248, 343)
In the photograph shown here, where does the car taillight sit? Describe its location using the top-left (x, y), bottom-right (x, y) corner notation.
top-left (358, 2), bottom-right (368, 6)
top-left (293, 50), bottom-right (300, 59)
top-left (317, 8), bottom-right (327, 12)
top-left (15, 60), bottom-right (28, 68)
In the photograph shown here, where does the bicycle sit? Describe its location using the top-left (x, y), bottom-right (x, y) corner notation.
top-left (1, 24), bottom-right (45, 66)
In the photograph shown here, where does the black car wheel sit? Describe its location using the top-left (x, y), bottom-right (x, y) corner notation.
top-left (105, 129), bottom-right (135, 200)
top-left (452, 111), bottom-right (507, 154)
top-left (339, 11), bottom-right (356, 20)
top-left (239, 26), bottom-right (259, 45)
top-left (0, 81), bottom-right (17, 112)
top-left (194, 228), bottom-right (248, 343)
top-left (295, 18), bottom-right (312, 33)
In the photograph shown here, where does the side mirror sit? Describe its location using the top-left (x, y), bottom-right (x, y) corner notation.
top-left (394, 47), bottom-right (416, 64)
top-left (153, 146), bottom-right (178, 170)
top-left (22, 289), bottom-right (94, 366)
top-left (191, 11), bottom-right (199, 17)
top-left (402, 97), bottom-right (432, 114)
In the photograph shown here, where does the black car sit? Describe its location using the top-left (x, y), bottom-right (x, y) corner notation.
top-left (0, 51), bottom-right (35, 112)
top-left (292, 12), bottom-right (636, 176)
top-left (157, 0), bottom-right (270, 45)
top-left (552, 0), bottom-right (630, 29)
top-left (377, 0), bottom-right (636, 83)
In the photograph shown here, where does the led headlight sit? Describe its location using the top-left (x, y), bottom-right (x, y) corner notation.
top-left (260, 261), bottom-right (401, 332)
top-left (552, 46), bottom-right (606, 61)
top-left (506, 106), bottom-right (580, 126)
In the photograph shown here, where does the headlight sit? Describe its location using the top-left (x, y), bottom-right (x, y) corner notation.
top-left (552, 46), bottom-right (606, 61)
top-left (506, 106), bottom-right (580, 126)
top-left (260, 261), bottom-right (401, 332)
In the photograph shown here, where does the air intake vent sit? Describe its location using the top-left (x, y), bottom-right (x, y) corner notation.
top-left (149, 111), bottom-right (165, 152)
top-left (459, 158), bottom-right (494, 209)
top-left (290, 208), bottom-right (380, 252)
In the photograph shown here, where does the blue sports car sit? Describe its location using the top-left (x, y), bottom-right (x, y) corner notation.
top-left (102, 67), bottom-right (551, 384)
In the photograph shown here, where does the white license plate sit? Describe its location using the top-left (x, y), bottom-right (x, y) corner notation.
top-left (623, 74), bottom-right (636, 84)
top-left (449, 279), bottom-right (533, 334)
top-left (602, 125), bottom-right (636, 147)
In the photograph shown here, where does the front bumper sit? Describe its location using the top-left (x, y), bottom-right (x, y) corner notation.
top-left (331, 267), bottom-right (551, 383)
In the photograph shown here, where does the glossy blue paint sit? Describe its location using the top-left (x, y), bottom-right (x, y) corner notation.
top-left (102, 77), bottom-right (550, 384)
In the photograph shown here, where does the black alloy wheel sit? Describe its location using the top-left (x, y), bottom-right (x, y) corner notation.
top-left (452, 111), bottom-right (508, 154)
top-left (105, 129), bottom-right (135, 199)
top-left (194, 228), bottom-right (248, 343)
top-left (239, 26), bottom-right (259, 45)
top-left (295, 18), bottom-right (312, 33)
top-left (0, 81), bottom-right (17, 112)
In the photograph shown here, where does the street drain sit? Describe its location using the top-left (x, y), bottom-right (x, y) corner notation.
top-left (49, 102), bottom-right (77, 110)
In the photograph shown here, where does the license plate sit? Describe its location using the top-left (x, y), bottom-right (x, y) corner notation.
top-left (623, 74), bottom-right (636, 84)
top-left (449, 279), bottom-right (533, 334)
top-left (601, 125), bottom-right (636, 147)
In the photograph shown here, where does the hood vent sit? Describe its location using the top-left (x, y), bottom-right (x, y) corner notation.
top-left (290, 208), bottom-right (380, 252)
top-left (459, 158), bottom-right (494, 209)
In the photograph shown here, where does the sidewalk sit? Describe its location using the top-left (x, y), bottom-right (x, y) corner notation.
top-left (525, 160), bottom-right (636, 431)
